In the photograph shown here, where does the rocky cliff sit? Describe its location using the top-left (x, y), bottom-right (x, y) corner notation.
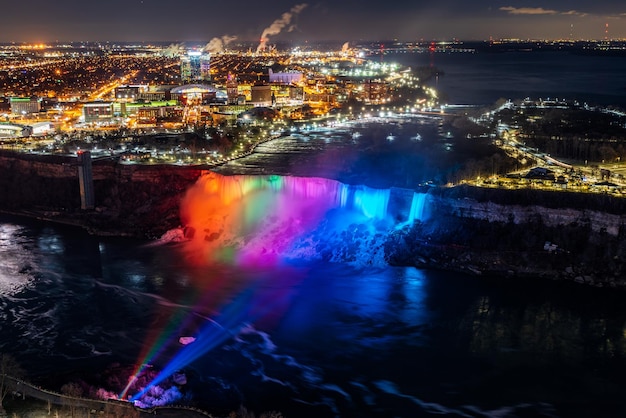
top-left (385, 190), bottom-right (626, 288)
top-left (0, 151), bottom-right (202, 238)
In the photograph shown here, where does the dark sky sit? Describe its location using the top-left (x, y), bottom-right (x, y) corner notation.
top-left (2, 1), bottom-right (625, 43)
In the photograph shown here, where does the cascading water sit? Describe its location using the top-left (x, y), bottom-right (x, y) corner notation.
top-left (407, 192), bottom-right (428, 224)
top-left (179, 172), bottom-right (429, 266)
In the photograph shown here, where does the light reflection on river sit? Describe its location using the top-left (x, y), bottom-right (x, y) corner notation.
top-left (1, 214), bottom-right (626, 417)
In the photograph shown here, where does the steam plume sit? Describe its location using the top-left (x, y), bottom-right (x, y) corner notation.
top-left (204, 35), bottom-right (237, 53)
top-left (256, 3), bottom-right (308, 53)
top-left (161, 43), bottom-right (185, 58)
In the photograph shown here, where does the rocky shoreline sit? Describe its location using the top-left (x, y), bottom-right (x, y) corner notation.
top-left (384, 213), bottom-right (626, 290)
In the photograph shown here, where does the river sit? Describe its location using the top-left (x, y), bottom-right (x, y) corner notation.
top-left (385, 50), bottom-right (626, 108)
top-left (1, 197), bottom-right (626, 417)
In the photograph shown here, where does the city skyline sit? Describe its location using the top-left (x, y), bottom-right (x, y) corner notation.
top-left (1, 0), bottom-right (625, 44)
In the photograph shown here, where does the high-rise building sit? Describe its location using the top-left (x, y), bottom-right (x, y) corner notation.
top-left (10, 97), bottom-right (41, 115)
top-left (226, 73), bottom-right (239, 104)
top-left (180, 51), bottom-right (211, 84)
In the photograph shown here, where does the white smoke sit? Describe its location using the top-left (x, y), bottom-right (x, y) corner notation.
top-left (256, 3), bottom-right (308, 53)
top-left (341, 42), bottom-right (350, 53)
top-left (204, 35), bottom-right (237, 54)
top-left (161, 43), bottom-right (185, 58)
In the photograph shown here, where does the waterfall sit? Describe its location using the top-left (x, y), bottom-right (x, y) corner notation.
top-left (407, 192), bottom-right (428, 223)
top-left (179, 172), bottom-right (426, 266)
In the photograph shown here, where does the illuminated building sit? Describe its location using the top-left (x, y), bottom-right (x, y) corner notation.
top-left (10, 97), bottom-right (41, 115)
top-left (170, 84), bottom-right (226, 105)
top-left (138, 85), bottom-right (175, 102)
top-left (0, 123), bottom-right (30, 138)
top-left (226, 74), bottom-right (239, 104)
top-left (268, 68), bottom-right (303, 84)
top-left (115, 85), bottom-right (147, 102)
top-left (236, 83), bottom-right (253, 102)
top-left (250, 84), bottom-right (273, 106)
top-left (363, 80), bottom-right (390, 104)
top-left (270, 84), bottom-right (304, 105)
top-left (31, 121), bottom-right (54, 136)
top-left (83, 102), bottom-right (114, 123)
top-left (180, 51), bottom-right (211, 84)
top-left (137, 105), bottom-right (183, 125)
top-left (112, 100), bottom-right (178, 118)
top-left (237, 106), bottom-right (280, 124)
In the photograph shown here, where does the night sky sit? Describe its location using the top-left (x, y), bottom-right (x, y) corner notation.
top-left (2, 0), bottom-right (625, 43)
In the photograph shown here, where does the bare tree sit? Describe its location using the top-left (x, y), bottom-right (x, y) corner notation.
top-left (103, 402), bottom-right (140, 418)
top-left (60, 382), bottom-right (83, 417)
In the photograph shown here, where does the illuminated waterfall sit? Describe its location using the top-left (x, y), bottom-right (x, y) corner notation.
top-left (407, 192), bottom-right (428, 223)
top-left (180, 172), bottom-right (425, 266)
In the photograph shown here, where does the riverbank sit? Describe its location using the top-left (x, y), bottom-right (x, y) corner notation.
top-left (385, 212), bottom-right (626, 289)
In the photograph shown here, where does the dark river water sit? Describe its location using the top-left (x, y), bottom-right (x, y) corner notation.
top-left (2, 204), bottom-right (626, 417)
top-left (1, 52), bottom-right (626, 417)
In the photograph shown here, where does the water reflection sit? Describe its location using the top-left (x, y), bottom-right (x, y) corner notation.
top-left (0, 223), bottom-right (35, 296)
top-left (1, 216), bottom-right (626, 416)
top-left (457, 281), bottom-right (626, 366)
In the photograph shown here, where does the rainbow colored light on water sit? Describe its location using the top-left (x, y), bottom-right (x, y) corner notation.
top-left (126, 172), bottom-right (430, 405)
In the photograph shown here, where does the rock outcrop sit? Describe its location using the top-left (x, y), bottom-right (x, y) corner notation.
top-left (385, 191), bottom-right (626, 289)
top-left (0, 151), bottom-right (203, 238)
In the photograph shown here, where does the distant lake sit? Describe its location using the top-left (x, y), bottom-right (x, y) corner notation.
top-left (384, 51), bottom-right (626, 108)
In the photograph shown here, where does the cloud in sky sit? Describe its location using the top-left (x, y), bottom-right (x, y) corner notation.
top-left (500, 7), bottom-right (559, 15)
top-left (499, 6), bottom-right (600, 17)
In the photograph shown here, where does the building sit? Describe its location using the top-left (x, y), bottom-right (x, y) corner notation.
top-left (112, 100), bottom-right (178, 118)
top-left (115, 85), bottom-right (147, 102)
top-left (226, 74), bottom-right (239, 104)
top-left (10, 97), bottom-right (41, 115)
top-left (250, 84), bottom-right (273, 107)
top-left (30, 121), bottom-right (54, 136)
top-left (0, 123), bottom-right (31, 138)
top-left (237, 107), bottom-right (280, 124)
top-left (138, 85), bottom-right (175, 102)
top-left (180, 51), bottom-right (211, 84)
top-left (170, 85), bottom-right (226, 106)
top-left (268, 68), bottom-right (303, 84)
top-left (270, 84), bottom-right (304, 105)
top-left (137, 105), bottom-right (183, 125)
top-left (363, 80), bottom-right (390, 104)
top-left (83, 102), bottom-right (114, 123)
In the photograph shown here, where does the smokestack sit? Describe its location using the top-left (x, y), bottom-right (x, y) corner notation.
top-left (256, 3), bottom-right (308, 53)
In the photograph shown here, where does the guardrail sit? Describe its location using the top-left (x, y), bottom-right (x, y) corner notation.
top-left (1, 374), bottom-right (215, 417)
